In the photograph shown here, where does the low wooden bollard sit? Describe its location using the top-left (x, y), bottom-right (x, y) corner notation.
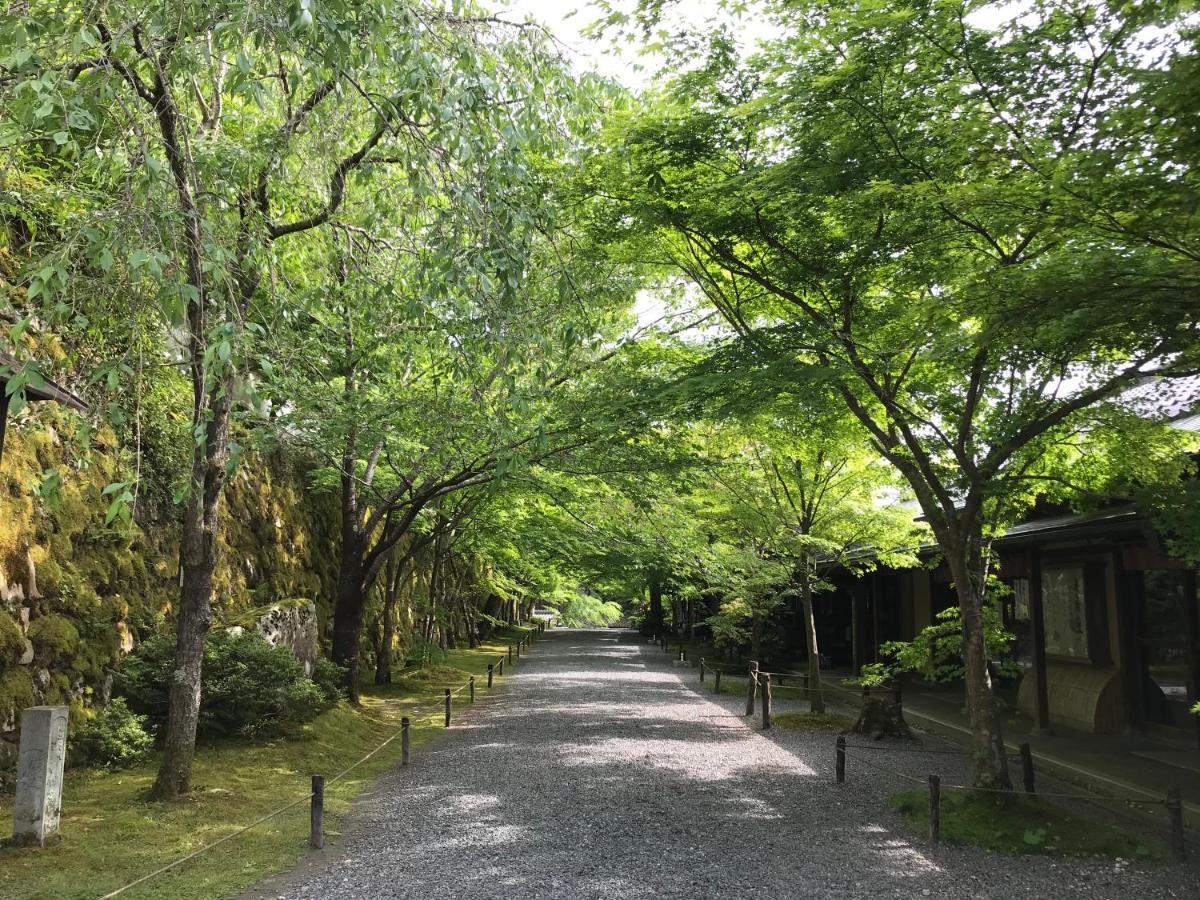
top-left (699, 658), bottom-right (706, 683)
top-left (469, 676), bottom-right (476, 703)
top-left (508, 645), bottom-right (514, 664)
top-left (714, 669), bottom-right (722, 694)
top-left (761, 673), bottom-right (772, 730)
top-left (517, 641), bottom-right (522, 659)
top-left (498, 657), bottom-right (504, 676)
top-left (444, 689), bottom-right (452, 727)
top-left (487, 664), bottom-right (494, 688)
top-left (310, 774), bottom-right (325, 849)
top-left (745, 661), bottom-right (759, 716)
top-left (836, 735), bottom-right (846, 783)
top-left (1019, 742), bottom-right (1035, 795)
top-left (928, 775), bottom-right (941, 844)
top-left (401, 717), bottom-right (410, 765)
top-left (1167, 787), bottom-right (1186, 862)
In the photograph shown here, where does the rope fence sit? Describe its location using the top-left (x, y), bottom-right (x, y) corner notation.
top-left (97, 622), bottom-right (548, 899)
top-left (648, 631), bottom-right (1191, 863)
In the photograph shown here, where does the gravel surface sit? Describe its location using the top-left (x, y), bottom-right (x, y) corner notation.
top-left (250, 629), bottom-right (1196, 899)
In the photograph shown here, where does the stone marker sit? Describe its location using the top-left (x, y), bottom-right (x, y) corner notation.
top-left (13, 706), bottom-right (69, 846)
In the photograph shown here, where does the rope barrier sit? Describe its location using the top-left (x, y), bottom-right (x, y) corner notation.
top-left (96, 641), bottom-right (524, 900)
top-left (98, 791), bottom-right (315, 899)
top-left (838, 745), bottom-right (1169, 807)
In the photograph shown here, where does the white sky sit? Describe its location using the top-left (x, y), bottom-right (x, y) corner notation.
top-left (496, 0), bottom-right (775, 88)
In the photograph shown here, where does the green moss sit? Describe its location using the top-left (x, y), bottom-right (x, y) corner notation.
top-left (889, 789), bottom-right (1162, 859)
top-left (771, 710), bottom-right (856, 732)
top-left (0, 612), bottom-right (25, 669)
top-left (0, 669), bottom-right (36, 721)
top-left (27, 614), bottom-right (80, 661)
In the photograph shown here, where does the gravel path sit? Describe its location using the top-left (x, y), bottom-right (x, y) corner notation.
top-left (252, 629), bottom-right (1195, 899)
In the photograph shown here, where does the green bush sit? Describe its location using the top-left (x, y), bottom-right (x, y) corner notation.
top-left (70, 698), bottom-right (154, 768)
top-left (115, 630), bottom-right (338, 739)
top-left (310, 656), bottom-right (348, 705)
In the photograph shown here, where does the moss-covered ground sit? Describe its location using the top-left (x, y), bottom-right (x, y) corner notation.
top-left (770, 710), bottom-right (856, 732)
top-left (889, 788), bottom-right (1163, 859)
top-left (0, 626), bottom-right (537, 900)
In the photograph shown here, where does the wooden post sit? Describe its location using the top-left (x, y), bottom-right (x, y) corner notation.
top-left (517, 641), bottom-right (521, 659)
top-left (1029, 545), bottom-right (1051, 732)
top-left (469, 676), bottom-right (475, 704)
top-left (310, 774), bottom-right (324, 849)
top-left (678, 650), bottom-right (685, 664)
top-left (1167, 787), bottom-right (1186, 862)
top-left (745, 661), bottom-right (759, 716)
top-left (699, 658), bottom-right (706, 683)
top-left (444, 689), bottom-right (452, 728)
top-left (498, 657), bottom-right (504, 676)
top-left (487, 664), bottom-right (494, 689)
top-left (1019, 742), bottom-right (1035, 795)
top-left (761, 673), bottom-right (772, 730)
top-left (401, 717), bottom-right (410, 766)
top-left (714, 669), bottom-right (722, 694)
top-left (835, 736), bottom-right (846, 784)
top-left (928, 775), bottom-right (941, 844)
top-left (508, 645), bottom-right (514, 665)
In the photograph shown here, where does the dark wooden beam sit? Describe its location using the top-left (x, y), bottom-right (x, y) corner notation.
top-left (1028, 545), bottom-right (1051, 732)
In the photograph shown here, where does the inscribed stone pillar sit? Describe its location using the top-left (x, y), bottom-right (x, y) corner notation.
top-left (12, 706), bottom-right (69, 846)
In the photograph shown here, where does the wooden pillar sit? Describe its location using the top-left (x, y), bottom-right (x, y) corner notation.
top-left (1113, 551), bottom-right (1143, 732)
top-left (870, 571), bottom-right (881, 663)
top-left (1028, 545), bottom-right (1051, 732)
top-left (852, 587), bottom-right (868, 675)
top-left (1184, 569), bottom-right (1200, 750)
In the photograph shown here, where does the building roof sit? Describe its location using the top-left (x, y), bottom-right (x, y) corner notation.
top-left (1120, 374), bottom-right (1200, 425)
top-left (0, 355), bottom-right (87, 412)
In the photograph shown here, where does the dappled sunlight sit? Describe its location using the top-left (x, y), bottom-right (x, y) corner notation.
top-left (555, 736), bottom-right (819, 781)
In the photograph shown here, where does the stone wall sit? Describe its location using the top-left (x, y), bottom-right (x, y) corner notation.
top-left (0, 405), bottom-right (341, 784)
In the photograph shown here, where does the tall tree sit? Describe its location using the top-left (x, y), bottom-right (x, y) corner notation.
top-left (590, 0), bottom-right (1200, 786)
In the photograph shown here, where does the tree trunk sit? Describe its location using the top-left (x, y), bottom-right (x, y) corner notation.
top-left (750, 611), bottom-right (763, 662)
top-left (646, 576), bottom-right (665, 637)
top-left (944, 536), bottom-right (1012, 789)
top-left (375, 554), bottom-right (399, 685)
top-left (332, 551), bottom-right (368, 703)
top-left (152, 387), bottom-right (231, 799)
top-left (799, 566), bottom-right (825, 714)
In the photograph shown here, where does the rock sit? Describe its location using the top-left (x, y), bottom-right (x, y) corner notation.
top-left (254, 600), bottom-right (318, 676)
top-left (115, 621), bottom-right (134, 654)
top-left (19, 638), bottom-right (33, 665)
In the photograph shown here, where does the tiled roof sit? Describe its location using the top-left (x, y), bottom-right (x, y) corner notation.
top-left (1119, 374), bottom-right (1200, 423)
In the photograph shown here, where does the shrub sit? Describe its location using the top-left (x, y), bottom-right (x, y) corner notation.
top-left (310, 656), bottom-right (348, 705)
top-left (71, 698), bottom-right (154, 768)
top-left (115, 630), bottom-right (339, 739)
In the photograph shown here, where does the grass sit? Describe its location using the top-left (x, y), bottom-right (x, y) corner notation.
top-left (0, 625), bottom-right (537, 900)
top-left (889, 788), bottom-right (1163, 859)
top-left (771, 710), bottom-right (856, 732)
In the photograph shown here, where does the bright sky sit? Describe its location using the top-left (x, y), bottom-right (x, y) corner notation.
top-left (496, 0), bottom-right (775, 89)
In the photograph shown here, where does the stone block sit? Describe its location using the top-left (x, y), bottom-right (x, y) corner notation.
top-left (255, 601), bottom-right (318, 676)
top-left (12, 706), bottom-right (69, 846)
